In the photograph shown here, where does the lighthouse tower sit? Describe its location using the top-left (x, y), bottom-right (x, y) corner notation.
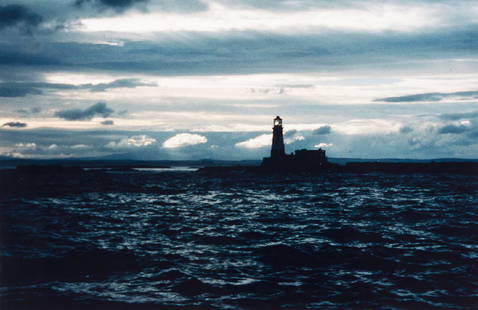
top-left (261, 115), bottom-right (329, 171)
top-left (271, 116), bottom-right (285, 158)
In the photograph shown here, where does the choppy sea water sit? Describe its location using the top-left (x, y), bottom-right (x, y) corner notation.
top-left (1, 169), bottom-right (477, 309)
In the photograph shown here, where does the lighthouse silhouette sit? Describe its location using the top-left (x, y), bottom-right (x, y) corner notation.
top-left (271, 116), bottom-right (285, 158)
top-left (261, 115), bottom-right (329, 171)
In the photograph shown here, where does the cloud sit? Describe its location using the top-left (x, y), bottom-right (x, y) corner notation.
top-left (376, 90), bottom-right (478, 103)
top-left (313, 125), bottom-right (332, 135)
top-left (89, 78), bottom-right (157, 92)
top-left (284, 130), bottom-right (305, 144)
top-left (101, 120), bottom-right (114, 125)
top-left (439, 110), bottom-right (478, 121)
top-left (74, 0), bottom-right (208, 16)
top-left (284, 130), bottom-right (297, 137)
top-left (106, 135), bottom-right (156, 148)
top-left (314, 143), bottom-right (332, 148)
top-left (147, 0), bottom-right (208, 13)
top-left (0, 85), bottom-right (42, 97)
top-left (0, 4), bottom-right (43, 32)
top-left (0, 48), bottom-right (59, 67)
top-left (235, 131), bottom-right (305, 149)
top-left (2, 121), bottom-right (27, 128)
top-left (55, 102), bottom-right (114, 121)
top-left (79, 0), bottom-right (477, 34)
top-left (275, 84), bottom-right (314, 89)
top-left (71, 144), bottom-right (89, 149)
top-left (0, 82), bottom-right (78, 97)
top-left (162, 133), bottom-right (207, 148)
top-left (0, 1), bottom-right (478, 161)
top-left (0, 128), bottom-right (160, 159)
top-left (2, 25), bottom-right (477, 76)
top-left (0, 79), bottom-right (156, 97)
top-left (15, 142), bottom-right (36, 149)
top-left (16, 107), bottom-right (42, 117)
top-left (249, 87), bottom-right (284, 95)
top-left (74, 0), bottom-right (149, 12)
top-left (438, 124), bottom-right (468, 134)
top-left (235, 134), bottom-right (272, 149)
top-left (399, 126), bottom-right (414, 133)
top-left (216, 0), bottom-right (439, 12)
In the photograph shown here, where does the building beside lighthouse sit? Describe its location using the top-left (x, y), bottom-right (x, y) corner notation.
top-left (261, 116), bottom-right (329, 171)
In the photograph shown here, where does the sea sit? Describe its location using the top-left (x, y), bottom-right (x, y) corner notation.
top-left (1, 168), bottom-right (477, 309)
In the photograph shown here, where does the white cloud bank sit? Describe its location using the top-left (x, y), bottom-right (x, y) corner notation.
top-left (162, 133), bottom-right (207, 148)
top-left (80, 2), bottom-right (451, 34)
top-left (235, 134), bottom-right (272, 149)
top-left (315, 143), bottom-right (333, 148)
top-left (235, 130), bottom-right (306, 149)
top-left (284, 130), bottom-right (305, 144)
top-left (106, 135), bottom-right (157, 148)
top-left (15, 142), bottom-right (37, 149)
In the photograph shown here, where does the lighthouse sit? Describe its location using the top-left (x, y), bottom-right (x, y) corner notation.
top-left (271, 116), bottom-right (285, 158)
top-left (261, 115), bottom-right (329, 171)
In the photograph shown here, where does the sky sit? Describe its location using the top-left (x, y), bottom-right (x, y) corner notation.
top-left (0, 0), bottom-right (477, 160)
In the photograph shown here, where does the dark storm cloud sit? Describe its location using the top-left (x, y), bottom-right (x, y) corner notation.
top-left (1, 25), bottom-right (477, 75)
top-left (55, 102), bottom-right (114, 121)
top-left (313, 125), bottom-right (332, 135)
top-left (89, 78), bottom-right (157, 92)
top-left (2, 121), bottom-right (27, 128)
top-left (74, 0), bottom-right (207, 13)
top-left (0, 82), bottom-right (76, 97)
top-left (438, 124), bottom-right (468, 134)
top-left (0, 79), bottom-right (156, 97)
top-left (376, 90), bottom-right (478, 103)
top-left (101, 120), bottom-right (114, 125)
top-left (0, 48), bottom-right (60, 66)
top-left (74, 0), bottom-right (149, 12)
top-left (0, 85), bottom-right (42, 97)
top-left (0, 4), bottom-right (42, 32)
top-left (439, 110), bottom-right (478, 120)
top-left (0, 0), bottom-right (208, 41)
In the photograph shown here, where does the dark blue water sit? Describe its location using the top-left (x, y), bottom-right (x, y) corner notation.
top-left (1, 170), bottom-right (477, 309)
